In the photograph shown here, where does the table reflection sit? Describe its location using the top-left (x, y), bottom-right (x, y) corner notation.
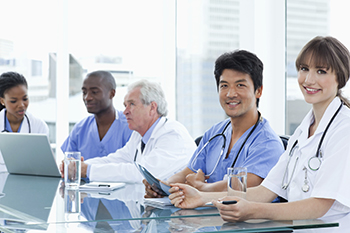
top-left (61, 182), bottom-right (145, 231)
top-left (0, 173), bottom-right (60, 231)
top-left (64, 189), bottom-right (81, 222)
top-left (0, 174), bottom-right (344, 232)
top-left (80, 196), bottom-right (134, 231)
top-left (292, 213), bottom-right (350, 233)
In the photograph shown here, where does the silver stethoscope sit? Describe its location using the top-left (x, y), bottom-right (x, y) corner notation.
top-left (281, 102), bottom-right (343, 192)
top-left (1, 110), bottom-right (31, 133)
top-left (190, 112), bottom-right (262, 177)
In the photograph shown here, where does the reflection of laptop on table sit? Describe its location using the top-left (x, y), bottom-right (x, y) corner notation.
top-left (0, 133), bottom-right (61, 177)
top-left (0, 174), bottom-right (60, 230)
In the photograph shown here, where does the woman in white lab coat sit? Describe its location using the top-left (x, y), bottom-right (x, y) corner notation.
top-left (169, 36), bottom-right (350, 221)
top-left (0, 71), bottom-right (49, 171)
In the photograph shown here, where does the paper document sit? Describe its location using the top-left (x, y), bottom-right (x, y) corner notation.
top-left (79, 182), bottom-right (125, 191)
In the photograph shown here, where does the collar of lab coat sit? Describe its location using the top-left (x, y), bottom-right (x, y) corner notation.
top-left (147, 116), bottom-right (167, 141)
top-left (297, 97), bottom-right (341, 149)
top-left (0, 109), bottom-right (30, 133)
top-left (135, 116), bottom-right (167, 157)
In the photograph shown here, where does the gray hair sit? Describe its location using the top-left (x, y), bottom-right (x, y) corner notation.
top-left (127, 79), bottom-right (168, 117)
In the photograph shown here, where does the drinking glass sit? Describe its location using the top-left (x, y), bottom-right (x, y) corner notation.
top-left (227, 167), bottom-right (247, 199)
top-left (64, 152), bottom-right (81, 189)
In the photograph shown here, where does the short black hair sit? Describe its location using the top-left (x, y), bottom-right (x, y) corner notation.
top-left (86, 70), bottom-right (116, 90)
top-left (214, 50), bottom-right (263, 107)
top-left (0, 72), bottom-right (28, 111)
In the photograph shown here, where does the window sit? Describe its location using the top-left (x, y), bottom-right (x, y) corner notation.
top-left (286, 0), bottom-right (350, 135)
top-left (176, 0), bottom-right (239, 138)
top-left (2, 0), bottom-right (349, 161)
top-left (1, 0), bottom-right (175, 162)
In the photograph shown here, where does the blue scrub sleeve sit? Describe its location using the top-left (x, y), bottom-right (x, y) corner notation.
top-left (243, 138), bottom-right (284, 179)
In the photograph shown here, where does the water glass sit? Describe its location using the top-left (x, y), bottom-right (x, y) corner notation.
top-left (64, 151), bottom-right (81, 189)
top-left (227, 167), bottom-right (247, 199)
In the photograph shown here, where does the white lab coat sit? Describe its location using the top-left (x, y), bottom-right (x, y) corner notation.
top-left (0, 109), bottom-right (49, 172)
top-left (0, 110), bottom-right (49, 135)
top-left (85, 117), bottom-right (197, 183)
top-left (262, 97), bottom-right (350, 217)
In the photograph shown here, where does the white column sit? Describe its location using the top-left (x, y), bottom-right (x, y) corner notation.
top-left (56, 0), bottom-right (69, 162)
top-left (53, 0), bottom-right (70, 225)
top-left (161, 0), bottom-right (176, 119)
top-left (239, 0), bottom-right (286, 135)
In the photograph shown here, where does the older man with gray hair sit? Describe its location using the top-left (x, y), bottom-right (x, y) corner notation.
top-left (74, 79), bottom-right (196, 183)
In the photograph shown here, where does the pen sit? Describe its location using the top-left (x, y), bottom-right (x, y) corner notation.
top-left (219, 200), bottom-right (237, 205)
top-left (205, 200), bottom-right (237, 206)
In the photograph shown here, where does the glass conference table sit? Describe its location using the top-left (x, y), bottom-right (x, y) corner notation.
top-left (0, 173), bottom-right (346, 233)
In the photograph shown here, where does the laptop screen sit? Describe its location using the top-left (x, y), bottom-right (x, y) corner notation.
top-left (0, 133), bottom-right (61, 177)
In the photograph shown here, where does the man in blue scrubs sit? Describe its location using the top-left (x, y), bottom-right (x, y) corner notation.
top-left (61, 70), bottom-right (132, 160)
top-left (145, 50), bottom-right (285, 196)
top-left (60, 80), bottom-right (196, 183)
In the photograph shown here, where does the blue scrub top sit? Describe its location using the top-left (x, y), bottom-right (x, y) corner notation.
top-left (61, 110), bottom-right (132, 160)
top-left (188, 117), bottom-right (284, 183)
top-left (4, 113), bottom-right (23, 132)
top-left (3, 109), bottom-right (26, 132)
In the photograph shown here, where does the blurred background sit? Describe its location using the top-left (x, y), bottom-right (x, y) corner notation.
top-left (1, 0), bottom-right (349, 161)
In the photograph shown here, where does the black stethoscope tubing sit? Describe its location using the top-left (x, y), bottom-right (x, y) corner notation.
top-left (282, 102), bottom-right (343, 190)
top-left (190, 112), bottom-right (262, 176)
top-left (230, 111), bottom-right (261, 168)
top-left (2, 110), bottom-right (31, 133)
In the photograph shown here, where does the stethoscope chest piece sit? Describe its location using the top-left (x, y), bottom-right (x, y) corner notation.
top-left (302, 166), bottom-right (310, 193)
top-left (282, 102), bottom-right (343, 192)
top-left (308, 156), bottom-right (321, 171)
top-left (302, 183), bottom-right (310, 192)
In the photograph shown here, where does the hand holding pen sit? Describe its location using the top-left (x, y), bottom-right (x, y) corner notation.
top-left (213, 196), bottom-right (255, 222)
top-left (206, 200), bottom-right (237, 206)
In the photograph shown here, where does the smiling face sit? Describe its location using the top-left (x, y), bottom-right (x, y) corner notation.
top-left (219, 69), bottom-right (262, 120)
top-left (82, 75), bottom-right (115, 115)
top-left (298, 59), bottom-right (338, 110)
top-left (0, 85), bottom-right (29, 123)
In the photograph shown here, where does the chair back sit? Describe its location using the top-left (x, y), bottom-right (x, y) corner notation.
top-left (279, 135), bottom-right (290, 150)
top-left (194, 136), bottom-right (203, 146)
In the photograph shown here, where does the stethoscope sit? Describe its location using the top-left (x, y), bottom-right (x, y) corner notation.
top-left (1, 110), bottom-right (31, 133)
top-left (281, 102), bottom-right (343, 191)
top-left (190, 112), bottom-right (262, 177)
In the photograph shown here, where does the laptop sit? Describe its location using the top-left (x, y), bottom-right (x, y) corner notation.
top-left (0, 133), bottom-right (61, 177)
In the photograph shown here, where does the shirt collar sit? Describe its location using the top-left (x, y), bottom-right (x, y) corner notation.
top-left (115, 108), bottom-right (119, 120)
top-left (316, 97), bottom-right (342, 134)
top-left (298, 97), bottom-right (341, 140)
top-left (142, 117), bottom-right (161, 144)
top-left (4, 109), bottom-right (24, 132)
